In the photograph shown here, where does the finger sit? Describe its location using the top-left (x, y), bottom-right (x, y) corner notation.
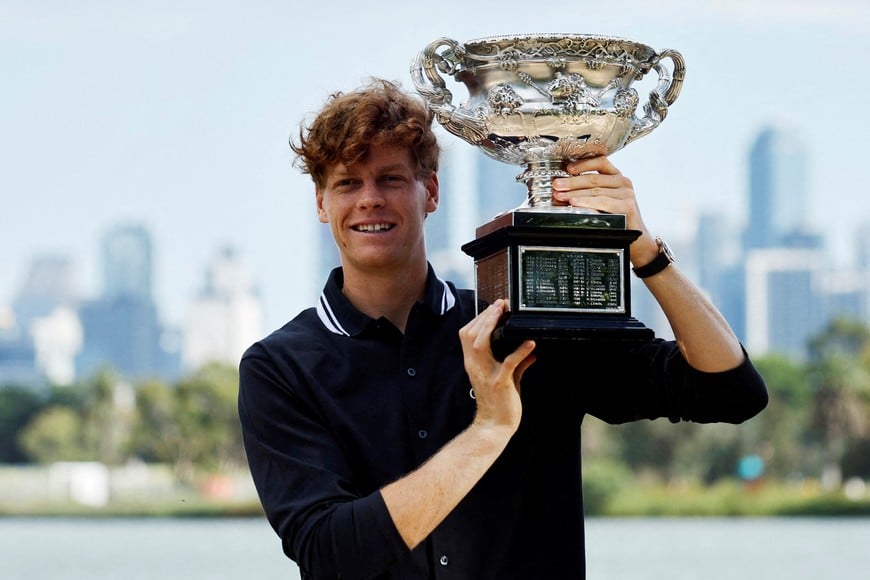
top-left (472, 301), bottom-right (507, 349)
top-left (552, 172), bottom-right (627, 195)
top-left (565, 155), bottom-right (619, 176)
top-left (461, 299), bottom-right (506, 349)
top-left (502, 340), bottom-right (536, 372)
top-left (461, 299), bottom-right (503, 336)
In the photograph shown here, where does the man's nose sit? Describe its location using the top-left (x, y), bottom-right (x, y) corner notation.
top-left (357, 182), bottom-right (386, 208)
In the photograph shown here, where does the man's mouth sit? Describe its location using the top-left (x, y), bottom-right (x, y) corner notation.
top-left (353, 223), bottom-right (394, 232)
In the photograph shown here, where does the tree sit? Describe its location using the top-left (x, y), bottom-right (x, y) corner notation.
top-left (749, 355), bottom-right (811, 479)
top-left (173, 363), bottom-right (245, 481)
top-left (0, 387), bottom-right (43, 463)
top-left (130, 379), bottom-right (180, 464)
top-left (806, 319), bottom-right (870, 488)
top-left (18, 406), bottom-right (89, 462)
top-left (78, 369), bottom-right (136, 465)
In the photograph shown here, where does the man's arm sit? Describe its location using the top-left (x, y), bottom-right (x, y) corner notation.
top-left (552, 156), bottom-right (743, 372)
top-left (381, 299), bottom-right (537, 548)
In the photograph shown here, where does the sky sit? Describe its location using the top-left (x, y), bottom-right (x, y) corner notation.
top-left (3, 0), bottom-right (870, 331)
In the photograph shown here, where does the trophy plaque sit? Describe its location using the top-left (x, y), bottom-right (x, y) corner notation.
top-left (410, 34), bottom-right (685, 357)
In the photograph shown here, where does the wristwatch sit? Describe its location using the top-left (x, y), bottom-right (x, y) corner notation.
top-left (632, 236), bottom-right (675, 279)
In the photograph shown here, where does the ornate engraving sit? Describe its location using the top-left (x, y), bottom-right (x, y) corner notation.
top-left (488, 84), bottom-right (524, 115)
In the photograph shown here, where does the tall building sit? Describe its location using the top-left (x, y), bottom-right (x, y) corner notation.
top-left (182, 247), bottom-right (264, 372)
top-left (11, 254), bottom-right (78, 335)
top-left (695, 212), bottom-right (747, 343)
top-left (1, 254), bottom-right (81, 387)
top-left (745, 125), bottom-right (809, 250)
top-left (745, 247), bottom-right (826, 360)
top-left (77, 223), bottom-right (178, 380)
top-left (102, 224), bottom-right (153, 300)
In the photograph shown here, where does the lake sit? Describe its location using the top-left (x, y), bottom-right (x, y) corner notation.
top-left (0, 516), bottom-right (866, 579)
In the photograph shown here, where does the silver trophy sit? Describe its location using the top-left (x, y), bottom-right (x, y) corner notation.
top-left (410, 34), bottom-right (685, 354)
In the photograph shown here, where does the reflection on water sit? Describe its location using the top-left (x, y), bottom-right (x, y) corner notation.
top-left (0, 517), bottom-right (867, 580)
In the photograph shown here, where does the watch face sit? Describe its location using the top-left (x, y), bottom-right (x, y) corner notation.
top-left (657, 237), bottom-right (676, 262)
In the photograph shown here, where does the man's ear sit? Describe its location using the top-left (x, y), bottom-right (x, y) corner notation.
top-left (424, 173), bottom-right (439, 214)
top-left (316, 188), bottom-right (328, 224)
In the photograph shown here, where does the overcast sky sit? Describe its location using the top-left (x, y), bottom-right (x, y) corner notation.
top-left (3, 0), bottom-right (869, 330)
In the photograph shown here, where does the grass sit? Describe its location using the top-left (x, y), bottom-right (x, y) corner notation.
top-left (1, 477), bottom-right (868, 518)
top-left (598, 478), bottom-right (870, 517)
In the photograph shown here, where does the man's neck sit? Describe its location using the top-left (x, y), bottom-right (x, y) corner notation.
top-left (340, 262), bottom-right (429, 333)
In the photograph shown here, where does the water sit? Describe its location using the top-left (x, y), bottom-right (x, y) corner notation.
top-left (0, 517), bottom-right (866, 579)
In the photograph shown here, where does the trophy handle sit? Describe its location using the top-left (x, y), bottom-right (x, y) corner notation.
top-left (625, 48), bottom-right (686, 146)
top-left (410, 38), bottom-right (489, 144)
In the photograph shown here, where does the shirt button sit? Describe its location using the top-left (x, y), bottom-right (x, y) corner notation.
top-left (407, 368), bottom-right (416, 377)
top-left (418, 430), bottom-right (428, 439)
top-left (439, 555), bottom-right (449, 566)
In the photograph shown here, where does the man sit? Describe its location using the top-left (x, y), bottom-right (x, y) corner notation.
top-left (238, 79), bottom-right (768, 579)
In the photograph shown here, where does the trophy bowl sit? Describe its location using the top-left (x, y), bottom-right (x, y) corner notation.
top-left (411, 34), bottom-right (685, 207)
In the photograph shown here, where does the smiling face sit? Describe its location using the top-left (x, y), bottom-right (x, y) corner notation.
top-left (316, 144), bottom-right (439, 277)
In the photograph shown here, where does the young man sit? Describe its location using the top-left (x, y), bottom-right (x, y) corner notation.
top-left (238, 79), bottom-right (768, 579)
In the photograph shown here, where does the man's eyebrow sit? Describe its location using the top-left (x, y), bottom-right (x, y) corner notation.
top-left (378, 163), bottom-right (410, 173)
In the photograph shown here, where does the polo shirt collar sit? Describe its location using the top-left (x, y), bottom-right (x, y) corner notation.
top-left (316, 264), bottom-right (457, 337)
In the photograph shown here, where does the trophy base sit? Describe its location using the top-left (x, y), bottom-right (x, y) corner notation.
top-left (490, 311), bottom-right (654, 360)
top-left (461, 208), bottom-right (654, 358)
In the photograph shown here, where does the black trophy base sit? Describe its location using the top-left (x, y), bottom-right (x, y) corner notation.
top-left (490, 311), bottom-right (655, 360)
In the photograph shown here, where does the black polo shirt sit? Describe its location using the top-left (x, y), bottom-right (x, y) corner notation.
top-left (238, 264), bottom-right (767, 579)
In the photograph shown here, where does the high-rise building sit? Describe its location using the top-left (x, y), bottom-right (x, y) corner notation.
top-left (182, 247), bottom-right (264, 372)
top-left (740, 125), bottom-right (836, 357)
top-left (12, 254), bottom-right (78, 335)
top-left (102, 224), bottom-right (153, 301)
top-left (696, 212), bottom-right (748, 343)
top-left (745, 247), bottom-right (826, 359)
top-left (1, 254), bottom-right (81, 387)
top-left (745, 125), bottom-right (809, 250)
top-left (77, 223), bottom-right (178, 380)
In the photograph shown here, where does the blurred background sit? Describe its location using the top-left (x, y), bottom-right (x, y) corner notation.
top-left (1, 1), bottom-right (868, 578)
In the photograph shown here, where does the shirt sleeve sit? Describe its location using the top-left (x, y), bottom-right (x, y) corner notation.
top-left (238, 344), bottom-right (409, 579)
top-left (583, 339), bottom-right (769, 425)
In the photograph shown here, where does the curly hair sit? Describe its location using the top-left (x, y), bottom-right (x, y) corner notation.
top-left (290, 79), bottom-right (440, 189)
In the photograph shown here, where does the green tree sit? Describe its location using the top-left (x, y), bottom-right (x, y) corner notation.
top-left (78, 369), bottom-right (136, 465)
top-left (806, 319), bottom-right (870, 487)
top-left (18, 406), bottom-right (89, 462)
top-left (0, 387), bottom-right (43, 463)
top-left (750, 355), bottom-right (811, 479)
top-left (173, 363), bottom-right (245, 481)
top-left (130, 378), bottom-right (180, 463)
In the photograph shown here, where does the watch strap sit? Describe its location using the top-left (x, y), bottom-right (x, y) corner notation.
top-left (633, 238), bottom-right (674, 279)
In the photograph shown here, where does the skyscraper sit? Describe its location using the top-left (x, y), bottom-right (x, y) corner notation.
top-left (11, 254), bottom-right (78, 335)
top-left (182, 246), bottom-right (264, 372)
top-left (745, 125), bottom-right (809, 250)
top-left (102, 224), bottom-right (153, 301)
top-left (745, 247), bottom-right (825, 360)
top-left (77, 223), bottom-right (178, 380)
top-left (2, 254), bottom-right (81, 387)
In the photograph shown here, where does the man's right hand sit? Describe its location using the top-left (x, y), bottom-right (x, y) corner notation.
top-left (458, 299), bottom-right (537, 435)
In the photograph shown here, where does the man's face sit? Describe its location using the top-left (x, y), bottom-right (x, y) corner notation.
top-left (316, 144), bottom-right (439, 274)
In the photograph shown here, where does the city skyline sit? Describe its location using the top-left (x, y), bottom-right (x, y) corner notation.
top-left (2, 123), bottom-right (868, 385)
top-left (3, 1), bottom-right (870, 331)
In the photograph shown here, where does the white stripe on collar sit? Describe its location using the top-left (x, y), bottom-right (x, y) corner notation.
top-left (317, 276), bottom-right (457, 336)
top-left (437, 275), bottom-right (456, 314)
top-left (316, 294), bottom-right (350, 336)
